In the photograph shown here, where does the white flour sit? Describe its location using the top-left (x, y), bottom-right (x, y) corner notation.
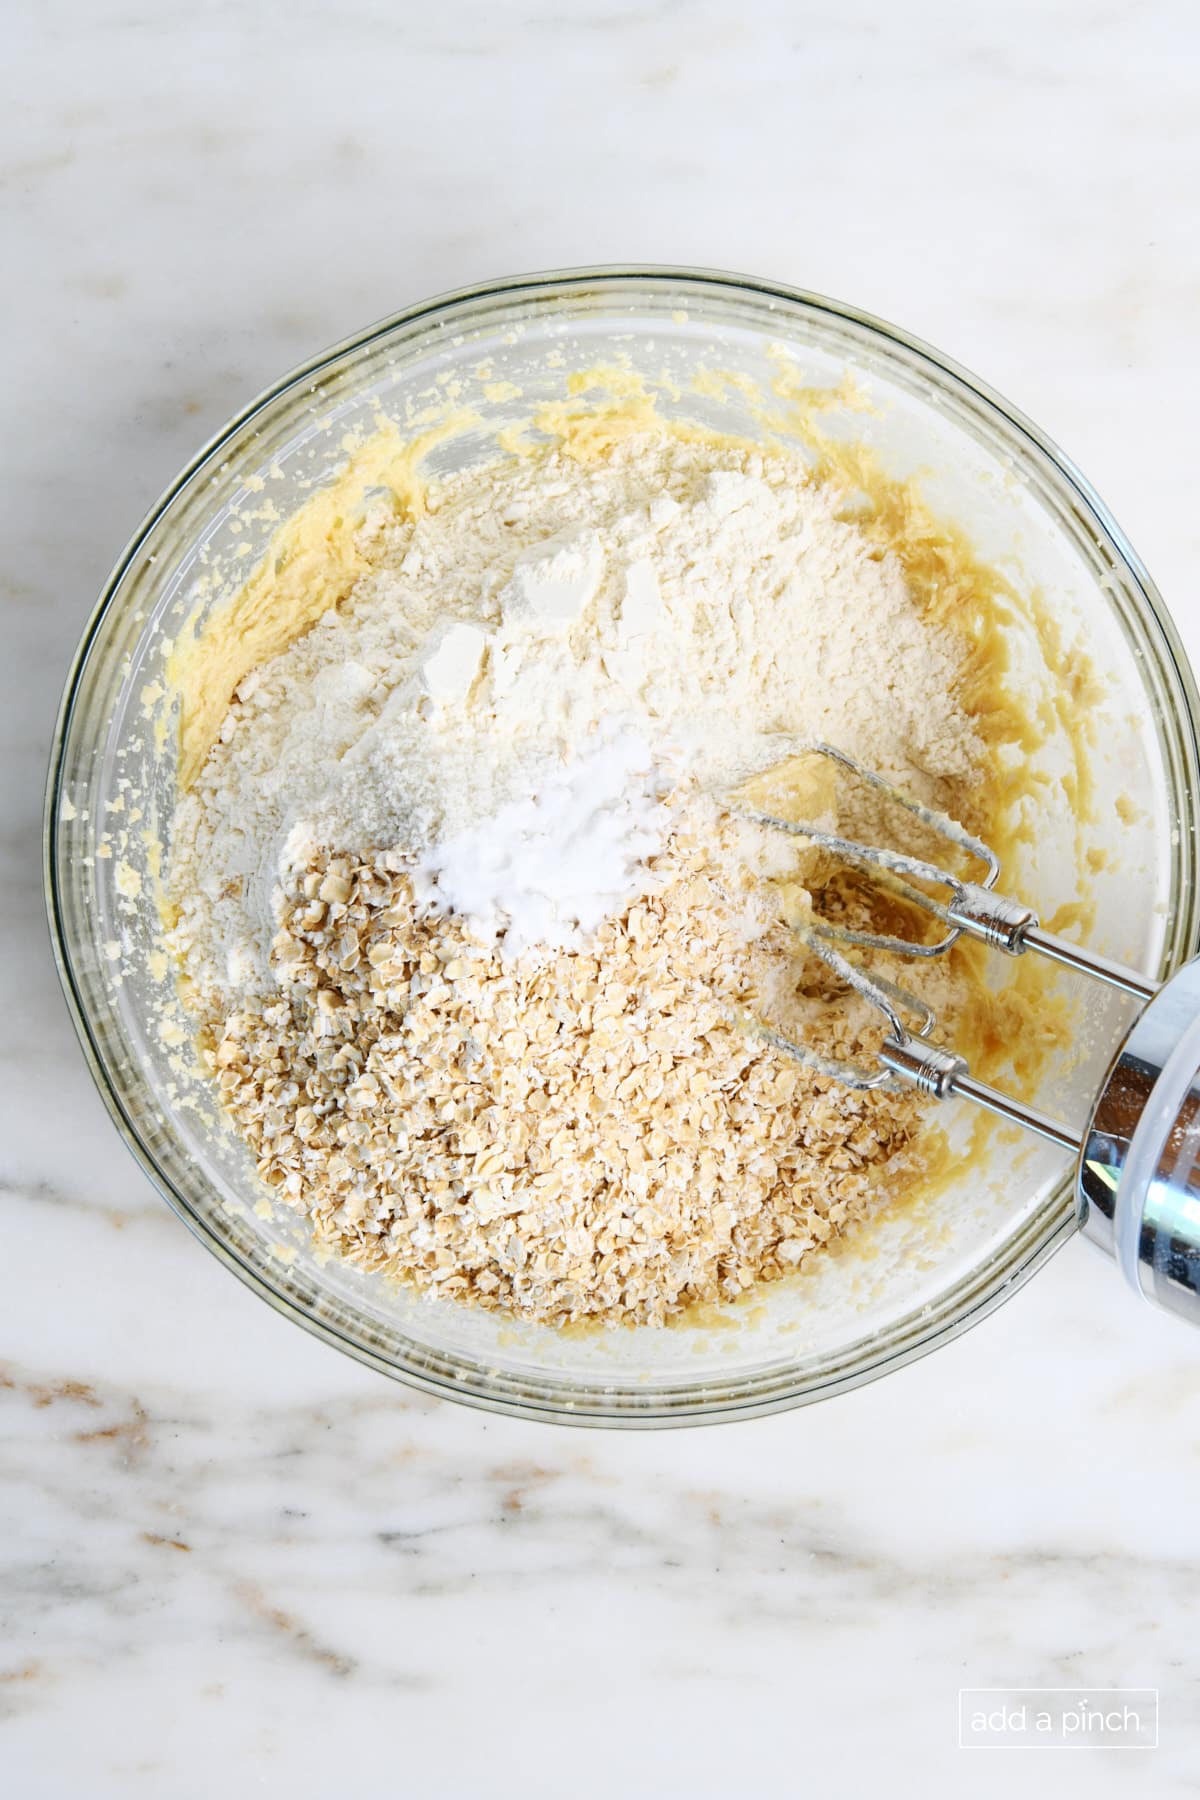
top-left (169, 434), bottom-right (979, 1006)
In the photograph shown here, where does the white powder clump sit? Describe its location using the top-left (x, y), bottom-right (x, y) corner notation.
top-left (413, 730), bottom-right (669, 956)
top-left (413, 621), bottom-right (489, 707)
top-left (501, 528), bottom-right (604, 630)
top-left (169, 434), bottom-right (979, 1010)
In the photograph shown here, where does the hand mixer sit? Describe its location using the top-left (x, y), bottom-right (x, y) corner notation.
top-left (737, 745), bottom-right (1200, 1328)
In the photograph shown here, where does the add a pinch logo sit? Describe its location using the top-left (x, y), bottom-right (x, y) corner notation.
top-left (958, 1689), bottom-right (1159, 1750)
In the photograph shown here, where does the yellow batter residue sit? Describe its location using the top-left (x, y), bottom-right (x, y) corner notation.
top-left (168, 415), bottom-right (471, 791)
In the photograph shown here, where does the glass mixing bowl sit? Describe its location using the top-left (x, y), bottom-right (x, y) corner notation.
top-left (45, 267), bottom-right (1200, 1425)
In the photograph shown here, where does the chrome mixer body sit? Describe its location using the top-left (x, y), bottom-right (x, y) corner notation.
top-left (738, 745), bottom-right (1200, 1326)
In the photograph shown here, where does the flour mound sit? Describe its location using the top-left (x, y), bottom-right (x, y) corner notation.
top-left (169, 435), bottom-right (978, 1007)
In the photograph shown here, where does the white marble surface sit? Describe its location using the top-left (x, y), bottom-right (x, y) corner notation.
top-left (6, 3), bottom-right (1200, 1794)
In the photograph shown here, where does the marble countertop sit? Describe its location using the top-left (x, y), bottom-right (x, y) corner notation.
top-left (6, 3), bottom-right (1200, 1794)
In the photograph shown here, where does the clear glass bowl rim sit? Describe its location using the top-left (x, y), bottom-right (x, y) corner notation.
top-left (44, 264), bottom-right (1200, 1427)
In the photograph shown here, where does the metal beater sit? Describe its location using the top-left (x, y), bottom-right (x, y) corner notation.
top-left (737, 745), bottom-right (1200, 1327)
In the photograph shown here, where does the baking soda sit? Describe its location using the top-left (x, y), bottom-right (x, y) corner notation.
top-left (413, 729), bottom-right (669, 956)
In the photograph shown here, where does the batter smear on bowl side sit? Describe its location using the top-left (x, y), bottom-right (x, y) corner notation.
top-left (166, 420), bottom-right (1038, 1327)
